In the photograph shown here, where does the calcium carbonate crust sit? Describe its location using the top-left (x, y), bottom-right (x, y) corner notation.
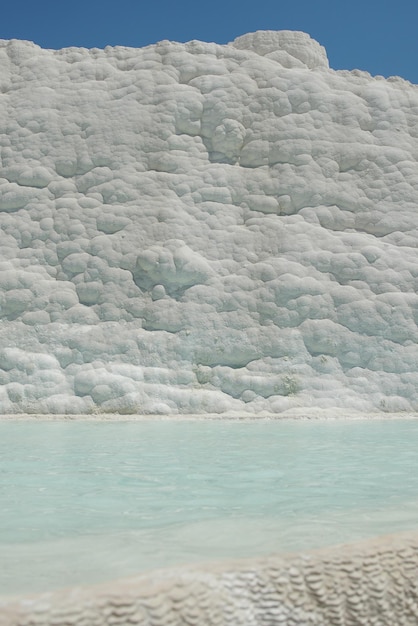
top-left (1, 31), bottom-right (418, 415)
top-left (2, 530), bottom-right (418, 626)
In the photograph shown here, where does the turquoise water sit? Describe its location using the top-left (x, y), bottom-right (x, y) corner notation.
top-left (1, 419), bottom-right (418, 595)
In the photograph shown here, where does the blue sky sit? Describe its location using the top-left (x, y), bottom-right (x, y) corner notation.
top-left (2, 0), bottom-right (418, 84)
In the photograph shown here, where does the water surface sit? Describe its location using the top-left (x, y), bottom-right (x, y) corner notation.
top-left (1, 419), bottom-right (418, 595)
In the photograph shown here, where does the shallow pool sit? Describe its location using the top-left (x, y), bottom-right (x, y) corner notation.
top-left (1, 418), bottom-right (418, 595)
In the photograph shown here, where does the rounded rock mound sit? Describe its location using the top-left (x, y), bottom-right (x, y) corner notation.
top-left (231, 30), bottom-right (329, 70)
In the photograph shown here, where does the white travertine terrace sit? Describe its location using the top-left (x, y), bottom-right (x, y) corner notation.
top-left (1, 31), bottom-right (418, 415)
top-left (2, 531), bottom-right (418, 625)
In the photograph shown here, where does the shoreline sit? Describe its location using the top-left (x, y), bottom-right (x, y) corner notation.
top-left (2, 409), bottom-right (418, 421)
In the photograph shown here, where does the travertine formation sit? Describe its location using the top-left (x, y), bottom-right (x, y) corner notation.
top-left (2, 31), bottom-right (418, 414)
top-left (2, 531), bottom-right (418, 625)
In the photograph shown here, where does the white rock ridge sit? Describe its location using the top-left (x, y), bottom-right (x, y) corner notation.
top-left (1, 31), bottom-right (418, 415)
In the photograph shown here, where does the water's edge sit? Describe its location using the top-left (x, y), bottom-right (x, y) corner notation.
top-left (2, 530), bottom-right (418, 625)
top-left (3, 410), bottom-right (418, 420)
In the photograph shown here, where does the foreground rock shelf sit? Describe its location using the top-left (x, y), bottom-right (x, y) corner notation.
top-left (2, 531), bottom-right (418, 626)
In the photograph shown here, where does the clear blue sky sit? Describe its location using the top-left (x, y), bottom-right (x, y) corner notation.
top-left (2, 0), bottom-right (418, 84)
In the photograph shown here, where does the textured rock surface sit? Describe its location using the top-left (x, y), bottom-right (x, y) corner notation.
top-left (2, 31), bottom-right (418, 414)
top-left (2, 531), bottom-right (418, 625)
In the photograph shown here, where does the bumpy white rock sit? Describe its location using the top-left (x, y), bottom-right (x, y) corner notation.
top-left (1, 31), bottom-right (418, 415)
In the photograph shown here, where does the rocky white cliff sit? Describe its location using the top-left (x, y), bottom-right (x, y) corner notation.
top-left (1, 30), bottom-right (418, 415)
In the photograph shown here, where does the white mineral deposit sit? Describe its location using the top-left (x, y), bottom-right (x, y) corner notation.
top-left (1, 30), bottom-right (418, 416)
